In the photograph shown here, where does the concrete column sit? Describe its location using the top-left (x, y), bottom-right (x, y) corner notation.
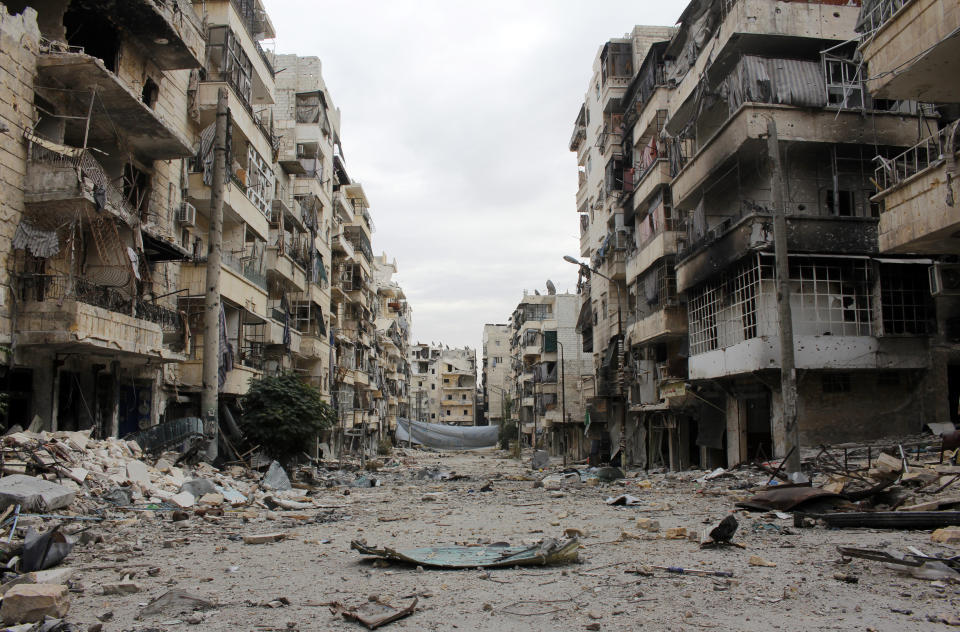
top-left (725, 395), bottom-right (743, 468)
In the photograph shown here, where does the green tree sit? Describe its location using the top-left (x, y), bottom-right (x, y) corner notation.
top-left (239, 373), bottom-right (336, 465)
top-left (497, 393), bottom-right (516, 450)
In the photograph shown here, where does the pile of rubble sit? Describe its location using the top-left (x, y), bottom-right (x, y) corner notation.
top-left (0, 429), bottom-right (342, 629)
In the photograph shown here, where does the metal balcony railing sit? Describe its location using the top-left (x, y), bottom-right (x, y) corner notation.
top-left (874, 123), bottom-right (959, 195)
top-left (17, 274), bottom-right (182, 332)
top-left (858, 0), bottom-right (914, 37)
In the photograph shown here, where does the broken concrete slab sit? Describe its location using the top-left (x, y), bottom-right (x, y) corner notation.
top-left (530, 450), bottom-right (549, 470)
top-left (0, 584), bottom-right (69, 624)
top-left (262, 461), bottom-right (292, 491)
top-left (125, 460), bottom-right (151, 487)
top-left (169, 491), bottom-right (196, 509)
top-left (0, 475), bottom-right (75, 512)
top-left (180, 478), bottom-right (217, 498)
top-left (0, 568), bottom-right (75, 597)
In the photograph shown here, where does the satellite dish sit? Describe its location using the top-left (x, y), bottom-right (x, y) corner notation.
top-left (546, 280), bottom-right (556, 295)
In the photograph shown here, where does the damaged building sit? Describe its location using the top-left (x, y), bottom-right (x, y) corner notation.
top-left (2, 0), bottom-right (204, 435)
top-left (0, 0), bottom-right (411, 448)
top-left (572, 0), bottom-right (957, 470)
top-left (407, 344), bottom-right (478, 426)
top-left (481, 323), bottom-right (512, 425)
top-left (506, 290), bottom-right (593, 459)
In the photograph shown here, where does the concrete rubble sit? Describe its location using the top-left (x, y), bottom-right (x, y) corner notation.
top-left (0, 432), bottom-right (955, 629)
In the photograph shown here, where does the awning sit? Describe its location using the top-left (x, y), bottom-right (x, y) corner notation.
top-left (141, 228), bottom-right (191, 262)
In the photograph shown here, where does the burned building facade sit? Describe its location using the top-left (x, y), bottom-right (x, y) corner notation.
top-left (572, 0), bottom-right (954, 469)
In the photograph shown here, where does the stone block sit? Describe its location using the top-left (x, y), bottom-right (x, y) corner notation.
top-left (0, 583), bottom-right (69, 624)
top-left (0, 475), bottom-right (75, 512)
top-left (125, 460), bottom-right (151, 487)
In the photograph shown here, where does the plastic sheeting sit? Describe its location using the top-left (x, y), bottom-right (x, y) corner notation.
top-left (396, 419), bottom-right (499, 450)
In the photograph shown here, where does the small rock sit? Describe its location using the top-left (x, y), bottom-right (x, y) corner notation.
top-left (588, 610), bottom-right (602, 620)
top-left (586, 624), bottom-right (601, 631)
top-left (665, 527), bottom-right (687, 540)
top-left (931, 527), bottom-right (960, 544)
top-left (102, 580), bottom-right (140, 595)
top-left (243, 532), bottom-right (286, 545)
top-left (748, 555), bottom-right (777, 568)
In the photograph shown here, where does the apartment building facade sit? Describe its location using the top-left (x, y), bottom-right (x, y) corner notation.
top-left (857, 0), bottom-right (960, 426)
top-left (3, 0), bottom-right (203, 435)
top-left (572, 25), bottom-right (678, 466)
top-left (0, 1), bottom-right (404, 453)
top-left (508, 292), bottom-right (593, 459)
top-left (573, 0), bottom-right (946, 469)
top-left (408, 343), bottom-right (441, 423)
top-left (481, 324), bottom-right (512, 425)
top-left (372, 254), bottom-right (411, 434)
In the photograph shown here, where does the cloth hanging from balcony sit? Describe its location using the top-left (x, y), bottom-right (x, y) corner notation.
top-left (280, 294), bottom-right (291, 348)
top-left (218, 304), bottom-right (234, 391)
top-left (198, 122), bottom-right (216, 186)
top-left (692, 198), bottom-right (707, 241)
top-left (12, 220), bottom-right (60, 258)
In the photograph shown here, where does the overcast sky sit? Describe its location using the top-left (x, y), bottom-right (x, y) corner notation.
top-left (263, 0), bottom-right (686, 351)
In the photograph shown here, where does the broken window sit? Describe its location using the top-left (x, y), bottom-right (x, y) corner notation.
top-left (880, 263), bottom-right (935, 335)
top-left (206, 26), bottom-right (253, 106)
top-left (825, 190), bottom-right (856, 216)
top-left (141, 78), bottom-right (160, 109)
top-left (246, 145), bottom-right (274, 215)
top-left (824, 58), bottom-right (863, 110)
top-left (821, 373), bottom-right (851, 394)
top-left (791, 259), bottom-right (873, 336)
top-left (601, 42), bottom-right (632, 85)
top-left (688, 281), bottom-right (721, 355)
top-left (63, 3), bottom-right (120, 71)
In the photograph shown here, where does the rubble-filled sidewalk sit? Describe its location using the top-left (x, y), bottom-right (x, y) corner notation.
top-left (0, 432), bottom-right (958, 630)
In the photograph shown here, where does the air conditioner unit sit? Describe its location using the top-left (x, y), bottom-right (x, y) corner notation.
top-left (177, 202), bottom-right (196, 226)
top-left (929, 263), bottom-right (960, 296)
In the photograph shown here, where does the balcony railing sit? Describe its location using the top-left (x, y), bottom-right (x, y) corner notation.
top-left (221, 248), bottom-right (267, 289)
top-left (874, 123), bottom-right (959, 195)
top-left (858, 0), bottom-right (914, 37)
top-left (17, 274), bottom-right (182, 332)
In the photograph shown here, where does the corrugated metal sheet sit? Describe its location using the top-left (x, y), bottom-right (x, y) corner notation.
top-left (727, 55), bottom-right (827, 114)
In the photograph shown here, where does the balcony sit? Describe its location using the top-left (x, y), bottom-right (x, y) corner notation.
top-left (627, 230), bottom-right (683, 284)
top-left (625, 306), bottom-right (687, 347)
top-left (676, 212), bottom-right (878, 292)
top-left (859, 0), bottom-right (960, 101)
top-left (298, 334), bottom-right (327, 360)
top-left (25, 140), bottom-right (134, 227)
top-left (98, 0), bottom-right (205, 70)
top-left (667, 0), bottom-right (862, 122)
top-left (180, 255), bottom-right (267, 314)
top-left (266, 246), bottom-right (307, 292)
top-left (689, 334), bottom-right (929, 380)
top-left (265, 317), bottom-right (301, 354)
top-left (35, 50), bottom-right (192, 161)
top-left (874, 125), bottom-right (960, 254)
top-left (671, 104), bottom-right (919, 209)
top-left (15, 275), bottom-right (184, 361)
top-left (187, 172), bottom-right (270, 240)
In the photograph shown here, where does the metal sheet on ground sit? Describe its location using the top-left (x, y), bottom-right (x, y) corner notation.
top-left (351, 538), bottom-right (580, 569)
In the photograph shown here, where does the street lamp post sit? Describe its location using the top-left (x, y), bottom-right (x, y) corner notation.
top-left (557, 339), bottom-right (567, 468)
top-left (564, 255), bottom-right (627, 469)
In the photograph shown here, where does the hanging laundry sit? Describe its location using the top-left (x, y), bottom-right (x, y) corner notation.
top-left (12, 220), bottom-right (60, 258)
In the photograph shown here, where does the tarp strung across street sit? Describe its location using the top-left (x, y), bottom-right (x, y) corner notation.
top-left (396, 419), bottom-right (498, 450)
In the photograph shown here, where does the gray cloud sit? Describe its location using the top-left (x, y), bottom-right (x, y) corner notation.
top-left (263, 0), bottom-right (685, 348)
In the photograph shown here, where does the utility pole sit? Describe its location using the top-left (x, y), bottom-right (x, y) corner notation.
top-left (202, 88), bottom-right (229, 461)
top-left (558, 340), bottom-right (566, 467)
top-left (767, 118), bottom-right (801, 475)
